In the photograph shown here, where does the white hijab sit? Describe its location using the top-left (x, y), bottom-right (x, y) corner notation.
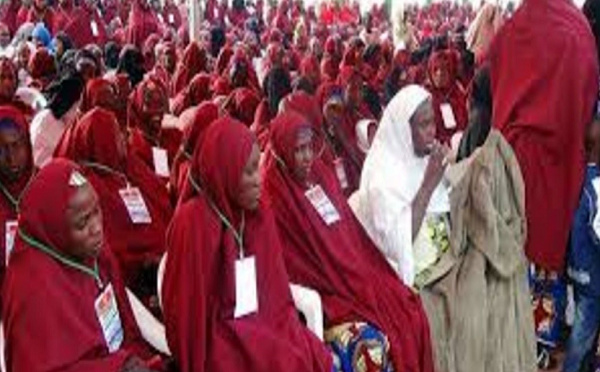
top-left (351, 85), bottom-right (450, 287)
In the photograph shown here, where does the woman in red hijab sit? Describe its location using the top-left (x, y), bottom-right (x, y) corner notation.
top-left (0, 57), bottom-right (34, 120)
top-left (169, 102), bottom-right (219, 203)
top-left (425, 50), bottom-right (468, 145)
top-left (126, 0), bottom-right (159, 48)
top-left (52, 0), bottom-right (75, 32)
top-left (170, 72), bottom-right (212, 116)
top-left (127, 76), bottom-right (182, 183)
top-left (107, 73), bottom-right (133, 129)
top-left (28, 47), bottom-right (56, 91)
top-left (0, 106), bottom-right (35, 310)
top-left (489, 0), bottom-right (598, 365)
top-left (62, 0), bottom-right (108, 48)
top-left (55, 108), bottom-right (173, 311)
top-left (223, 87), bottom-right (260, 127)
top-left (263, 111), bottom-right (435, 372)
top-left (162, 115), bottom-right (333, 372)
top-left (3, 158), bottom-right (160, 371)
top-left (171, 42), bottom-right (208, 97)
top-left (79, 78), bottom-right (119, 115)
top-left (27, 0), bottom-right (54, 33)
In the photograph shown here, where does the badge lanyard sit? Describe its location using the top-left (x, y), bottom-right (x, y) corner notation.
top-left (81, 162), bottom-right (130, 188)
top-left (0, 172), bottom-right (36, 212)
top-left (188, 173), bottom-right (246, 259)
top-left (18, 228), bottom-right (103, 288)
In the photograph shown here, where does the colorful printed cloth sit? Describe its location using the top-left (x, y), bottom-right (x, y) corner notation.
top-left (325, 322), bottom-right (394, 372)
top-left (529, 264), bottom-right (567, 348)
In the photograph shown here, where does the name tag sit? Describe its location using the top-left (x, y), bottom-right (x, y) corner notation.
top-left (157, 13), bottom-right (164, 23)
top-left (5, 220), bottom-right (17, 266)
top-left (234, 256), bottom-right (258, 319)
top-left (334, 158), bottom-right (348, 190)
top-left (168, 13), bottom-right (175, 24)
top-left (440, 103), bottom-right (457, 129)
top-left (95, 284), bottom-right (124, 353)
top-left (119, 187), bottom-right (152, 224)
top-left (90, 20), bottom-right (99, 37)
top-left (305, 185), bottom-right (340, 226)
top-left (152, 147), bottom-right (170, 177)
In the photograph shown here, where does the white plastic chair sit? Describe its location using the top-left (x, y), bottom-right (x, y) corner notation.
top-left (126, 289), bottom-right (171, 356)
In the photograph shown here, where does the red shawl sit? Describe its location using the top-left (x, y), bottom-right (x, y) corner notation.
top-left (63, 6), bottom-right (108, 48)
top-left (54, 108), bottom-right (173, 296)
top-left (172, 42), bottom-right (208, 97)
top-left (3, 159), bottom-right (155, 371)
top-left (52, 0), bottom-right (75, 32)
top-left (223, 87), bottom-right (260, 127)
top-left (26, 6), bottom-right (54, 33)
top-left (126, 0), bottom-right (159, 48)
top-left (251, 100), bottom-right (273, 151)
top-left (426, 50), bottom-right (468, 144)
top-left (0, 106), bottom-right (33, 306)
top-left (170, 102), bottom-right (219, 203)
top-left (127, 77), bottom-right (182, 179)
top-left (489, 0), bottom-right (599, 270)
top-left (170, 72), bottom-right (212, 116)
top-left (161, 2), bottom-right (181, 30)
top-left (162, 116), bottom-right (333, 372)
top-left (263, 111), bottom-right (435, 372)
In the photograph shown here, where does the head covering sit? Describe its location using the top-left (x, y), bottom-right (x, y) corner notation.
top-left (489, 0), bottom-right (599, 270)
top-left (127, 75), bottom-right (168, 131)
top-left (3, 158), bottom-right (154, 371)
top-left (31, 22), bottom-right (51, 48)
top-left (162, 116), bottom-right (333, 372)
top-left (171, 72), bottom-right (212, 116)
top-left (351, 85), bottom-right (449, 286)
top-left (28, 47), bottom-right (56, 88)
top-left (223, 87), bottom-right (260, 126)
top-left (79, 78), bottom-right (117, 114)
top-left (172, 42), bottom-right (208, 96)
top-left (466, 3), bottom-right (503, 64)
top-left (263, 111), bottom-right (435, 372)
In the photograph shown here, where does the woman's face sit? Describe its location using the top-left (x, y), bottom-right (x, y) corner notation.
top-left (65, 182), bottom-right (103, 262)
top-left (234, 144), bottom-right (261, 211)
top-left (142, 84), bottom-right (167, 137)
top-left (0, 124), bottom-right (29, 182)
top-left (344, 75), bottom-right (363, 109)
top-left (432, 61), bottom-right (451, 89)
top-left (0, 61), bottom-right (17, 101)
top-left (292, 128), bottom-right (315, 183)
top-left (54, 39), bottom-right (64, 59)
top-left (17, 46), bottom-right (31, 69)
top-left (410, 98), bottom-right (436, 157)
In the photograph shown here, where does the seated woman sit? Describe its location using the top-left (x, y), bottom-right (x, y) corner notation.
top-left (263, 111), bottom-right (435, 372)
top-left (127, 75), bottom-right (182, 183)
top-left (0, 106), bottom-right (35, 304)
top-left (55, 108), bottom-right (173, 311)
top-left (351, 85), bottom-right (535, 371)
top-left (169, 102), bottom-right (219, 203)
top-left (2, 159), bottom-right (160, 371)
top-left (162, 116), bottom-right (333, 372)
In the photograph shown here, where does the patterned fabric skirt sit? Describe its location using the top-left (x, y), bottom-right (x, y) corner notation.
top-left (529, 264), bottom-right (567, 348)
top-left (325, 322), bottom-right (394, 372)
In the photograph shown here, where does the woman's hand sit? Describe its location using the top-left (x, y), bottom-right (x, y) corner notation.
top-left (422, 141), bottom-right (449, 192)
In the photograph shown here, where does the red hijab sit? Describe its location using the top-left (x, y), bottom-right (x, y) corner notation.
top-left (63, 5), bottom-right (108, 48)
top-left (54, 108), bottom-right (173, 295)
top-left (79, 78), bottom-right (117, 114)
top-left (162, 116), bottom-right (333, 372)
top-left (426, 50), bottom-right (468, 144)
top-left (263, 111), bottom-right (434, 372)
top-left (28, 47), bottom-right (56, 90)
top-left (170, 102), bottom-right (219, 203)
top-left (489, 0), bottom-right (599, 271)
top-left (171, 72), bottom-right (212, 116)
top-left (127, 76), bottom-right (182, 176)
top-left (3, 159), bottom-right (155, 371)
top-left (126, 0), bottom-right (159, 48)
top-left (172, 42), bottom-right (208, 96)
top-left (223, 87), bottom-right (260, 127)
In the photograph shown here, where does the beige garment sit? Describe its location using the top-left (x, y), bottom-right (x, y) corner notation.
top-left (466, 4), bottom-right (504, 63)
top-left (420, 130), bottom-right (536, 372)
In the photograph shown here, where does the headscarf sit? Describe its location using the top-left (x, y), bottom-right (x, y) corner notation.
top-left (170, 102), bottom-right (219, 202)
top-left (172, 42), bottom-right (208, 96)
top-left (126, 0), bottom-right (159, 48)
top-left (162, 116), bottom-right (333, 372)
top-left (3, 158), bottom-right (155, 371)
top-left (171, 72), bottom-right (212, 116)
top-left (465, 3), bottom-right (503, 64)
top-left (78, 78), bottom-right (117, 114)
top-left (223, 87), bottom-right (260, 127)
top-left (351, 85), bottom-right (449, 286)
top-left (263, 110), bottom-right (435, 372)
top-left (31, 22), bottom-right (51, 48)
top-left (28, 47), bottom-right (56, 89)
top-left (489, 0), bottom-right (599, 270)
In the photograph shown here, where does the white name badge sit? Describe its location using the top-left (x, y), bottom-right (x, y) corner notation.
top-left (334, 158), bottom-right (348, 190)
top-left (305, 185), bottom-right (340, 226)
top-left (5, 220), bottom-right (17, 266)
top-left (90, 20), bottom-right (99, 37)
top-left (119, 187), bottom-right (152, 224)
top-left (168, 13), bottom-right (175, 24)
top-left (95, 284), bottom-right (124, 353)
top-left (440, 103), bottom-right (457, 129)
top-left (152, 147), bottom-right (170, 177)
top-left (157, 13), bottom-right (164, 23)
top-left (234, 256), bottom-right (259, 319)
